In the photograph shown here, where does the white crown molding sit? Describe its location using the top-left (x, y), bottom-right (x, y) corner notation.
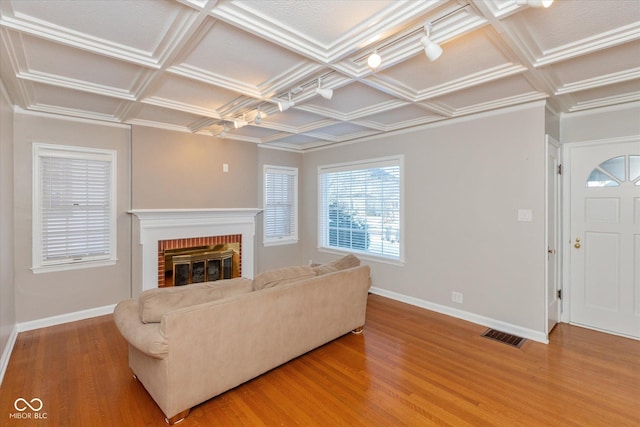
top-left (535, 22), bottom-right (640, 67)
top-left (451, 91), bottom-right (548, 116)
top-left (141, 96), bottom-right (222, 119)
top-left (555, 68), bottom-right (640, 95)
top-left (13, 105), bottom-right (130, 128)
top-left (566, 92), bottom-right (640, 113)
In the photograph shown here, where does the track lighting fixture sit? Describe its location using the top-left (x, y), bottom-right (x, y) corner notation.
top-left (234, 113), bottom-right (248, 129)
top-left (420, 23), bottom-right (442, 62)
top-left (367, 50), bottom-right (382, 70)
top-left (217, 123), bottom-right (227, 138)
top-left (517, 0), bottom-right (553, 7)
top-left (277, 93), bottom-right (295, 112)
top-left (255, 106), bottom-right (264, 125)
top-left (315, 77), bottom-right (333, 100)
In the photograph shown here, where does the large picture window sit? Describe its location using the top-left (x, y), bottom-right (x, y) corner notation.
top-left (32, 143), bottom-right (117, 273)
top-left (318, 156), bottom-right (402, 262)
top-left (264, 165), bottom-right (298, 245)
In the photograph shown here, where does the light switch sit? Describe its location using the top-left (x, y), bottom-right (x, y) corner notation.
top-left (517, 209), bottom-right (532, 222)
top-left (223, 163), bottom-right (229, 173)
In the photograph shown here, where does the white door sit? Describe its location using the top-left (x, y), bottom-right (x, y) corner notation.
top-left (546, 136), bottom-right (561, 333)
top-left (569, 141), bottom-right (640, 339)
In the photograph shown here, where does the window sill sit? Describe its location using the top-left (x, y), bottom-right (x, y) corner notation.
top-left (317, 247), bottom-right (404, 267)
top-left (263, 239), bottom-right (299, 247)
top-left (31, 258), bottom-right (117, 274)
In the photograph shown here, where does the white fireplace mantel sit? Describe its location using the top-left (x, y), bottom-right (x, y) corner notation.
top-left (129, 208), bottom-right (262, 291)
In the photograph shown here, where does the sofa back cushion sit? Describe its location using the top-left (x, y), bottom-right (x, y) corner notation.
top-left (139, 278), bottom-right (253, 323)
top-left (253, 265), bottom-right (316, 291)
top-left (312, 254), bottom-right (361, 275)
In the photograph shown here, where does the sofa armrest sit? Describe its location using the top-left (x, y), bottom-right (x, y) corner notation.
top-left (113, 299), bottom-right (169, 359)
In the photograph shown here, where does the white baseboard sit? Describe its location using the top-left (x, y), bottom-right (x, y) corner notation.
top-left (0, 325), bottom-right (18, 386)
top-left (369, 287), bottom-right (549, 344)
top-left (17, 304), bottom-right (116, 333)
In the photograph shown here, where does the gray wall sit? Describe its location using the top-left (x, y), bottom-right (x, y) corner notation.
top-left (0, 87), bottom-right (15, 361)
top-left (131, 126), bottom-right (258, 209)
top-left (302, 103), bottom-right (548, 335)
top-left (12, 113), bottom-right (132, 322)
top-left (256, 146), bottom-right (304, 273)
top-left (561, 102), bottom-right (640, 143)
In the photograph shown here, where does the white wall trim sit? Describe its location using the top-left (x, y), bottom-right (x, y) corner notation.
top-left (369, 287), bottom-right (549, 344)
top-left (16, 304), bottom-right (116, 333)
top-left (0, 325), bottom-right (19, 386)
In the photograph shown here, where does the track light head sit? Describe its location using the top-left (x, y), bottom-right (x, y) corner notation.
top-left (277, 93), bottom-right (295, 112)
top-left (217, 123), bottom-right (227, 138)
top-left (255, 111), bottom-right (262, 125)
top-left (315, 77), bottom-right (333, 100)
top-left (367, 50), bottom-right (382, 70)
top-left (421, 23), bottom-right (442, 62)
top-left (234, 113), bottom-right (248, 129)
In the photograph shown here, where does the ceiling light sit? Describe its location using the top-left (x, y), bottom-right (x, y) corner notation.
top-left (217, 123), bottom-right (227, 138)
top-left (421, 23), bottom-right (442, 62)
top-left (277, 93), bottom-right (295, 112)
top-left (255, 107), bottom-right (263, 125)
top-left (234, 114), bottom-right (248, 129)
top-left (367, 50), bottom-right (382, 70)
top-left (315, 77), bottom-right (333, 100)
top-left (517, 0), bottom-right (553, 7)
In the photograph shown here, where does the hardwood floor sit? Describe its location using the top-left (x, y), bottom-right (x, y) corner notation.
top-left (1, 294), bottom-right (639, 426)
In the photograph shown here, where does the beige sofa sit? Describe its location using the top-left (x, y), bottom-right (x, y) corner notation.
top-left (113, 255), bottom-right (370, 424)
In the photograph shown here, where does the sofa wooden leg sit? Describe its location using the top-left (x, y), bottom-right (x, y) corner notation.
top-left (351, 325), bottom-right (364, 334)
top-left (165, 409), bottom-right (190, 425)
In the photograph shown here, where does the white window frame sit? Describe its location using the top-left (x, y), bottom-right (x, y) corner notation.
top-left (318, 155), bottom-right (404, 264)
top-left (32, 143), bottom-right (117, 273)
top-left (263, 165), bottom-right (298, 246)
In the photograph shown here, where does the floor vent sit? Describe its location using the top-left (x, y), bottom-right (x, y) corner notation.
top-left (481, 329), bottom-right (526, 348)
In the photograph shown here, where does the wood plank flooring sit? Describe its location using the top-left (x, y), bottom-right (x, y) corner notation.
top-left (1, 294), bottom-right (639, 426)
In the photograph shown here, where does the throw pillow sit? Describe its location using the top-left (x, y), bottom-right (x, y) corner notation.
top-left (312, 254), bottom-right (360, 275)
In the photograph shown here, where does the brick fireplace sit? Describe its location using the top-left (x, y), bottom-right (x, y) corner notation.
top-left (129, 208), bottom-right (261, 292)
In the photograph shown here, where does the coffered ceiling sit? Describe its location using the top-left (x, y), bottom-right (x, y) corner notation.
top-left (1, 0), bottom-right (639, 150)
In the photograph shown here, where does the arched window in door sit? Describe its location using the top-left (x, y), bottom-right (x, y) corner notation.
top-left (586, 155), bottom-right (640, 187)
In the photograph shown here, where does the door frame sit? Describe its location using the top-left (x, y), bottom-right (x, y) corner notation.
top-left (561, 135), bottom-right (639, 325)
top-left (545, 135), bottom-right (561, 335)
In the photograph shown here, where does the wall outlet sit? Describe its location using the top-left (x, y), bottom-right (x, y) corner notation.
top-left (452, 291), bottom-right (463, 304)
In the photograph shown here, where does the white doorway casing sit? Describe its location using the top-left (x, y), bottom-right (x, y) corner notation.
top-left (129, 209), bottom-right (262, 292)
top-left (546, 135), bottom-right (561, 336)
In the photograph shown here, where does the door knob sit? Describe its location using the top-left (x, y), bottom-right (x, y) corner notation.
top-left (574, 237), bottom-right (581, 249)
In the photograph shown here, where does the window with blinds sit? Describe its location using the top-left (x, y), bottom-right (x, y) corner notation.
top-left (263, 165), bottom-right (298, 246)
top-left (33, 143), bottom-right (117, 272)
top-left (318, 156), bottom-right (402, 261)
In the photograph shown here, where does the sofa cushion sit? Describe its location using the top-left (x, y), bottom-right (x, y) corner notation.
top-left (312, 254), bottom-right (361, 275)
top-left (139, 278), bottom-right (253, 323)
top-left (253, 265), bottom-right (316, 290)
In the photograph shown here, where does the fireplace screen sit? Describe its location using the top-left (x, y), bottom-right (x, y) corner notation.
top-left (164, 245), bottom-right (238, 286)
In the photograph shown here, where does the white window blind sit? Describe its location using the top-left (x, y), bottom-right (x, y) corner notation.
top-left (33, 144), bottom-right (117, 272)
top-left (318, 156), bottom-right (402, 261)
top-left (264, 165), bottom-right (298, 245)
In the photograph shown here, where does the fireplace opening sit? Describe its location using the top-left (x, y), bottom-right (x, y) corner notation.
top-left (158, 235), bottom-right (241, 287)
